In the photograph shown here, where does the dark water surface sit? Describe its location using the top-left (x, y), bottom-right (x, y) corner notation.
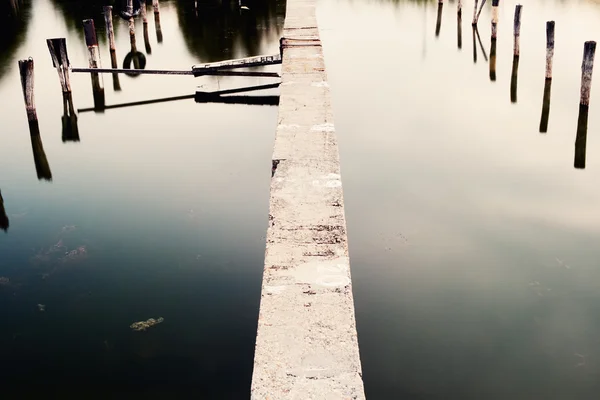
top-left (318, 0), bottom-right (600, 399)
top-left (0, 0), bottom-right (283, 395)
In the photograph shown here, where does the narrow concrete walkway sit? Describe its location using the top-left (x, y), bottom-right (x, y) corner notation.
top-left (251, 0), bottom-right (366, 398)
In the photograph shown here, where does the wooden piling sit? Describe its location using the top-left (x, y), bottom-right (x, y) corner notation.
top-left (511, 55), bottom-right (519, 103)
top-left (575, 41), bottom-right (596, 169)
top-left (513, 4), bottom-right (522, 56)
top-left (103, 6), bottom-right (121, 91)
top-left (545, 21), bottom-right (555, 79)
top-left (0, 190), bottom-right (8, 232)
top-left (83, 19), bottom-right (105, 111)
top-left (127, 0), bottom-right (137, 52)
top-left (472, 0), bottom-right (478, 26)
top-left (153, 0), bottom-right (163, 42)
top-left (472, 26), bottom-right (477, 63)
top-left (458, 0), bottom-right (462, 17)
top-left (539, 79), bottom-right (552, 133)
top-left (46, 38), bottom-right (75, 115)
top-left (491, 0), bottom-right (499, 39)
top-left (19, 58), bottom-right (52, 181)
top-left (580, 41), bottom-right (596, 107)
top-left (473, 0), bottom-right (486, 26)
top-left (435, 2), bottom-right (443, 38)
top-left (141, 1), bottom-right (151, 54)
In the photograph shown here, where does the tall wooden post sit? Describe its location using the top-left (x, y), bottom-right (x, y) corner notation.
top-left (141, 0), bottom-right (152, 54)
top-left (546, 21), bottom-right (555, 79)
top-left (539, 79), bottom-right (552, 133)
top-left (103, 6), bottom-right (121, 91)
top-left (127, 0), bottom-right (137, 53)
top-left (47, 38), bottom-right (79, 141)
top-left (472, 0), bottom-right (479, 26)
top-left (491, 0), bottom-right (499, 39)
top-left (153, 0), bottom-right (163, 43)
top-left (490, 37), bottom-right (497, 81)
top-left (19, 58), bottom-right (52, 181)
top-left (458, 0), bottom-right (462, 17)
top-left (474, 0), bottom-right (486, 26)
top-left (511, 5), bottom-right (523, 103)
top-left (575, 41), bottom-right (596, 169)
top-left (83, 19), bottom-right (105, 111)
top-left (472, 26), bottom-right (477, 63)
top-left (0, 190), bottom-right (8, 232)
top-left (435, 1), bottom-right (443, 38)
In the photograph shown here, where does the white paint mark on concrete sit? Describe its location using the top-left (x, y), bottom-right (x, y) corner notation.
top-left (311, 81), bottom-right (329, 87)
top-left (323, 173), bottom-right (341, 180)
top-left (325, 180), bottom-right (342, 188)
top-left (264, 285), bottom-right (287, 295)
top-left (310, 123), bottom-right (335, 133)
top-left (278, 124), bottom-right (301, 130)
top-left (317, 275), bottom-right (351, 287)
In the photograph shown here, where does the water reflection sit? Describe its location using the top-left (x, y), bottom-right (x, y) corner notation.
top-left (510, 54), bottom-right (519, 103)
top-left (0, 191), bottom-right (8, 232)
top-left (575, 105), bottom-right (589, 169)
top-left (0, 0), bottom-right (30, 80)
top-left (435, 2), bottom-right (442, 38)
top-left (539, 78), bottom-right (552, 133)
top-left (177, 0), bottom-right (285, 62)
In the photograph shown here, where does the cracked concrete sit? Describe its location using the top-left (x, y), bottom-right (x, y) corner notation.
top-left (251, 0), bottom-right (366, 398)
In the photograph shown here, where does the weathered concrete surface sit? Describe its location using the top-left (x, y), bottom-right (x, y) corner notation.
top-left (251, 0), bottom-right (366, 398)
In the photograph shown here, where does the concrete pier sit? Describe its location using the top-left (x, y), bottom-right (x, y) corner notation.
top-left (251, 0), bottom-right (366, 398)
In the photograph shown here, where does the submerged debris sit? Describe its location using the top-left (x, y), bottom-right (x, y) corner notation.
top-left (0, 277), bottom-right (9, 285)
top-left (37, 304), bottom-right (46, 312)
top-left (130, 317), bottom-right (164, 331)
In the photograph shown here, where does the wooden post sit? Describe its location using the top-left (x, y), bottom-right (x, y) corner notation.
top-left (19, 58), bottom-right (52, 181)
top-left (0, 190), bottom-right (8, 232)
top-left (580, 41), bottom-right (596, 107)
top-left (127, 0), bottom-right (137, 53)
top-left (153, 0), bottom-right (163, 43)
top-left (458, 0), bottom-right (462, 17)
top-left (514, 4), bottom-right (522, 57)
top-left (141, 1), bottom-right (152, 54)
top-left (46, 38), bottom-right (75, 115)
top-left (474, 0), bottom-right (486, 26)
top-left (575, 41), bottom-right (596, 169)
top-left (491, 0), bottom-right (499, 39)
top-left (511, 5), bottom-right (522, 103)
top-left (83, 19), bottom-right (105, 111)
top-left (472, 0), bottom-right (479, 26)
top-left (545, 21), bottom-right (555, 79)
top-left (435, 1), bottom-right (443, 38)
top-left (103, 6), bottom-right (121, 91)
top-left (457, 3), bottom-right (462, 50)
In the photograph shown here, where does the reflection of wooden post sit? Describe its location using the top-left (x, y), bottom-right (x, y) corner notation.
top-left (83, 19), bottom-right (105, 111)
top-left (19, 58), bottom-right (52, 181)
top-left (103, 6), bottom-right (121, 91)
top-left (457, 2), bottom-right (462, 49)
top-left (491, 0), bottom-right (499, 39)
top-left (472, 26), bottom-right (477, 63)
top-left (575, 41), bottom-right (596, 169)
top-left (490, 37), bottom-right (497, 81)
top-left (435, 1), bottom-right (443, 38)
top-left (511, 5), bottom-right (522, 103)
top-left (153, 0), bottom-right (163, 43)
top-left (141, 1), bottom-right (152, 54)
top-left (545, 21), bottom-right (555, 79)
top-left (539, 79), bottom-right (552, 133)
top-left (0, 190), bottom-right (8, 232)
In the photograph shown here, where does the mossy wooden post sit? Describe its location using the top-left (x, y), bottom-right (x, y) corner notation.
top-left (141, 0), bottom-right (152, 54)
top-left (19, 58), bottom-right (52, 181)
top-left (0, 190), bottom-right (8, 232)
top-left (511, 4), bottom-right (522, 103)
top-left (83, 19), bottom-right (105, 111)
top-left (103, 6), bottom-right (121, 91)
top-left (457, 0), bottom-right (462, 49)
top-left (491, 0), bottom-right (499, 39)
top-left (435, 0), bottom-right (443, 38)
top-left (539, 22), bottom-right (555, 133)
top-left (489, 0), bottom-right (498, 81)
top-left (575, 41), bottom-right (596, 169)
top-left (153, 0), bottom-right (163, 43)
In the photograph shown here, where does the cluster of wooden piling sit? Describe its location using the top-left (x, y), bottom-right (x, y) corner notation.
top-left (446, 1), bottom-right (597, 169)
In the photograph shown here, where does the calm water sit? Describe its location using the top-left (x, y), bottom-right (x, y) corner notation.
top-left (3, 0), bottom-right (600, 397)
top-left (0, 0), bottom-right (283, 395)
top-left (318, 0), bottom-right (600, 398)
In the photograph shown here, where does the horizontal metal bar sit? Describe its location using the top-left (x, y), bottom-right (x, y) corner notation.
top-left (71, 67), bottom-right (280, 78)
top-left (194, 94), bottom-right (280, 106)
top-left (78, 93), bottom-right (196, 113)
top-left (197, 82), bottom-right (281, 96)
